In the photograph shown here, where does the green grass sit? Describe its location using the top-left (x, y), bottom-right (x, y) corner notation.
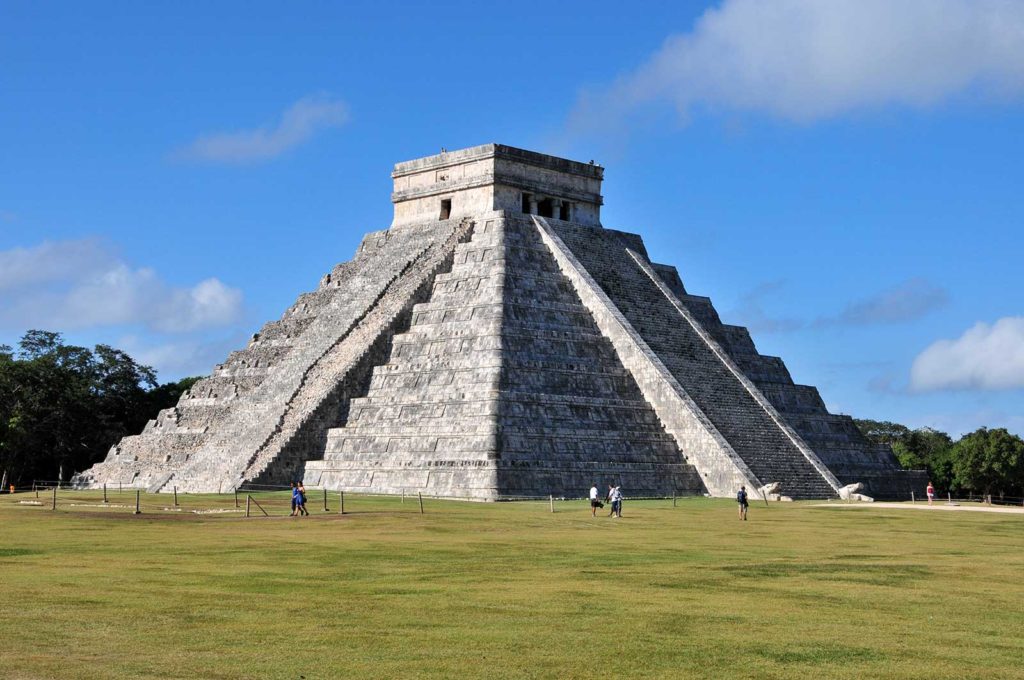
top-left (1, 491), bottom-right (1022, 679)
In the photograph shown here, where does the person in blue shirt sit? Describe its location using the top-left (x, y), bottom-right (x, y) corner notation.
top-left (737, 486), bottom-right (749, 520)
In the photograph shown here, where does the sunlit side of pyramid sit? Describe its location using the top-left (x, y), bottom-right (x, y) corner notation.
top-left (77, 144), bottom-right (926, 499)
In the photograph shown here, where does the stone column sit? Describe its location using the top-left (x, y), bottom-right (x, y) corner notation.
top-left (550, 199), bottom-right (563, 220)
top-left (529, 196), bottom-right (540, 214)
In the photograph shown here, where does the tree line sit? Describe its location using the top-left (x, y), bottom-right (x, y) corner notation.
top-left (0, 331), bottom-right (198, 487)
top-left (855, 418), bottom-right (1024, 500)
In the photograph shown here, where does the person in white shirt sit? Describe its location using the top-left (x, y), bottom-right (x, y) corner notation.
top-left (610, 485), bottom-right (623, 518)
top-left (589, 484), bottom-right (602, 517)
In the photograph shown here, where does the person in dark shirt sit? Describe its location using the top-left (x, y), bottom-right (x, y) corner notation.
top-left (290, 482), bottom-right (299, 516)
top-left (737, 486), bottom-right (749, 520)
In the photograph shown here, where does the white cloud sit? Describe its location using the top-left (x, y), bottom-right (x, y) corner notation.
top-left (817, 278), bottom-right (949, 327)
top-left (0, 239), bottom-right (244, 333)
top-left (570, 0), bottom-right (1024, 130)
top-left (118, 333), bottom-right (249, 379)
top-left (173, 94), bottom-right (349, 163)
top-left (911, 317), bottom-right (1024, 391)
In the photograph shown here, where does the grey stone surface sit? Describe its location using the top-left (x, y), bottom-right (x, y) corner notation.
top-left (76, 144), bottom-right (925, 500)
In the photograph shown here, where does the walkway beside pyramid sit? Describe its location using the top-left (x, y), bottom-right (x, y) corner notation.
top-left (76, 144), bottom-right (926, 500)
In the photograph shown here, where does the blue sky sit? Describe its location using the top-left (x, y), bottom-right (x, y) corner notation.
top-left (2, 0), bottom-right (1023, 436)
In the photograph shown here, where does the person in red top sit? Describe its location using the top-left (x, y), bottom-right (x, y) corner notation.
top-left (926, 481), bottom-right (935, 506)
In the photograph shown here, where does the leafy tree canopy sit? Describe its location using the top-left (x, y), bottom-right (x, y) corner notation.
top-left (0, 331), bottom-right (200, 486)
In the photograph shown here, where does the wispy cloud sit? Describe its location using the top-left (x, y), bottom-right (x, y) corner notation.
top-left (728, 280), bottom-right (803, 334)
top-left (173, 94), bottom-right (349, 164)
top-left (0, 238), bottom-right (244, 333)
top-left (815, 278), bottom-right (949, 328)
top-left (910, 316), bottom-right (1024, 392)
top-left (569, 0), bottom-right (1024, 134)
top-left (118, 332), bottom-right (250, 379)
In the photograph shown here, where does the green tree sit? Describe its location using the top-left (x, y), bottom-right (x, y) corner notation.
top-left (951, 428), bottom-right (1024, 498)
top-left (0, 331), bottom-right (202, 487)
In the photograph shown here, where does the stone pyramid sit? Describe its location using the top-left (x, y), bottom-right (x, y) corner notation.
top-left (77, 144), bottom-right (925, 500)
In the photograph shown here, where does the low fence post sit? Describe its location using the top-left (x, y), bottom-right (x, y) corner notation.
top-left (173, 486), bottom-right (179, 507)
top-left (418, 492), bottom-right (424, 514)
top-left (1, 470), bottom-right (7, 493)
top-left (911, 491), bottom-right (915, 504)
top-left (673, 493), bottom-right (677, 508)
top-left (119, 481), bottom-right (122, 495)
top-left (52, 486), bottom-right (57, 511)
top-left (246, 495), bottom-right (251, 518)
top-left (323, 488), bottom-right (328, 512)
top-left (103, 483), bottom-right (108, 504)
top-left (549, 495), bottom-right (554, 513)
top-left (134, 490), bottom-right (141, 515)
top-left (339, 490), bottom-right (345, 515)
top-left (402, 490), bottom-right (405, 504)
top-left (948, 492), bottom-right (951, 503)
top-left (235, 489), bottom-right (239, 509)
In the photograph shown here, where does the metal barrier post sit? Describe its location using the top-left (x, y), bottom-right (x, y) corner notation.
top-left (549, 495), bottom-right (554, 513)
top-left (911, 491), bottom-right (915, 504)
top-left (119, 481), bottom-right (122, 495)
top-left (235, 489), bottom-right (239, 508)
top-left (673, 493), bottom-right (677, 508)
top-left (134, 490), bottom-right (141, 515)
top-left (173, 486), bottom-right (178, 507)
top-left (948, 492), bottom-right (951, 503)
top-left (339, 490), bottom-right (345, 515)
top-left (103, 483), bottom-right (108, 504)
top-left (52, 486), bottom-right (57, 511)
top-left (418, 492), bottom-right (424, 514)
top-left (246, 495), bottom-right (251, 518)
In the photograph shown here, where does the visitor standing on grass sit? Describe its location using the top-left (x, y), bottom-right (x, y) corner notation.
top-left (610, 485), bottom-right (623, 518)
top-left (927, 481), bottom-right (935, 506)
top-left (589, 483), bottom-right (602, 517)
top-left (297, 481), bottom-right (309, 516)
top-left (290, 482), bottom-right (299, 516)
top-left (737, 486), bottom-right (749, 520)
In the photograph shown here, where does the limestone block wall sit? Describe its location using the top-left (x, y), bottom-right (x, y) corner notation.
top-left (75, 220), bottom-right (463, 492)
top-left (548, 220), bottom-right (839, 500)
top-left (306, 213), bottom-right (703, 499)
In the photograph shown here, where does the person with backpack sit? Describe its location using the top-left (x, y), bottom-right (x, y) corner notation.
top-left (297, 481), bottom-right (309, 516)
top-left (737, 486), bottom-right (749, 520)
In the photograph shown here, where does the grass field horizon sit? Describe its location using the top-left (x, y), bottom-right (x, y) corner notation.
top-left (2, 491), bottom-right (1022, 679)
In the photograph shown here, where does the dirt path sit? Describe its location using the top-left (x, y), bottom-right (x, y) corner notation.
top-left (811, 501), bottom-right (1024, 515)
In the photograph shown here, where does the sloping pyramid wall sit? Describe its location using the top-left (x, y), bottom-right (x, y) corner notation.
top-left (75, 219), bottom-right (472, 492)
top-left (304, 214), bottom-right (704, 498)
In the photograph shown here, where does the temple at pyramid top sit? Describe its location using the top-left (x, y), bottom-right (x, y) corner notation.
top-left (390, 143), bottom-right (604, 227)
top-left (76, 143), bottom-right (926, 501)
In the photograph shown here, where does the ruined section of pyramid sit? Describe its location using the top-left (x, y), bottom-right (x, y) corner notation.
top-left (77, 143), bottom-right (926, 500)
top-left (75, 219), bottom-right (473, 492)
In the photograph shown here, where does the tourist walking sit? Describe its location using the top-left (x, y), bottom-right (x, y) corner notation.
top-left (926, 481), bottom-right (935, 506)
top-left (290, 481), bottom-right (299, 516)
top-left (609, 484), bottom-right (623, 518)
top-left (589, 483), bottom-right (603, 517)
top-left (297, 481), bottom-right (309, 516)
top-left (737, 486), bottom-right (749, 520)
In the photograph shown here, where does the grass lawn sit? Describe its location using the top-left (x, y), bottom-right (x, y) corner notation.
top-left (1, 490), bottom-right (1022, 679)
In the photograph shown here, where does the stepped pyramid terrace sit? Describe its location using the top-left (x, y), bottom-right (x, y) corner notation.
top-left (75, 144), bottom-right (926, 500)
